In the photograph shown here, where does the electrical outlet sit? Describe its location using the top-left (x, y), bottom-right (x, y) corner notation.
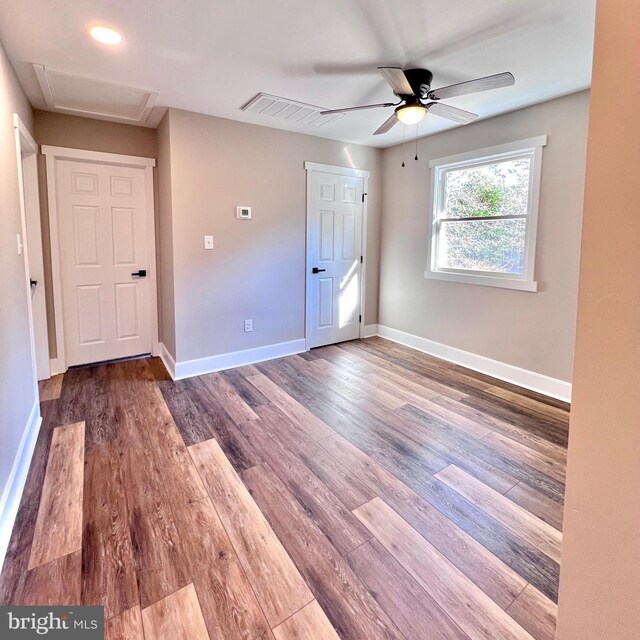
top-left (244, 319), bottom-right (253, 333)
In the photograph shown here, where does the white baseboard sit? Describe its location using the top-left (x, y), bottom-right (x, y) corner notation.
top-left (159, 343), bottom-right (177, 379)
top-left (363, 324), bottom-right (379, 338)
top-left (375, 324), bottom-right (572, 402)
top-left (0, 400), bottom-right (42, 572)
top-left (159, 339), bottom-right (306, 381)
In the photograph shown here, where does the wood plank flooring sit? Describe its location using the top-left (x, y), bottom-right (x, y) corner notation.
top-left (0, 337), bottom-right (568, 639)
top-left (28, 421), bottom-right (85, 569)
top-left (273, 600), bottom-right (342, 640)
top-left (104, 605), bottom-right (145, 640)
top-left (189, 438), bottom-right (314, 627)
top-left (141, 583), bottom-right (210, 640)
top-left (38, 374), bottom-right (64, 401)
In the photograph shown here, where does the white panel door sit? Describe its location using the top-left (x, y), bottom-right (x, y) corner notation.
top-left (56, 160), bottom-right (151, 366)
top-left (307, 171), bottom-right (363, 348)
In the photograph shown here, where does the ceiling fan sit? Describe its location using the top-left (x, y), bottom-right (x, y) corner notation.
top-left (320, 68), bottom-right (515, 135)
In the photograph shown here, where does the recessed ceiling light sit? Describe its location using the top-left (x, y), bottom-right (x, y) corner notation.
top-left (89, 26), bottom-right (122, 45)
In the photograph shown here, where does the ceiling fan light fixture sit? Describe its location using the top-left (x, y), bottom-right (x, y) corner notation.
top-left (395, 104), bottom-right (427, 125)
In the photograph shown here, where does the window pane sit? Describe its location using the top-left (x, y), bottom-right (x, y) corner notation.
top-left (443, 157), bottom-right (531, 219)
top-left (438, 219), bottom-right (527, 274)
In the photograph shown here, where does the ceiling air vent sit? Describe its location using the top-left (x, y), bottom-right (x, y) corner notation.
top-left (242, 93), bottom-right (344, 127)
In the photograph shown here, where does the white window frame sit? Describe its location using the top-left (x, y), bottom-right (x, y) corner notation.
top-left (425, 135), bottom-right (547, 292)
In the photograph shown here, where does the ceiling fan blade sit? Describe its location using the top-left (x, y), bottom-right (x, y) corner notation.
top-left (373, 113), bottom-right (399, 135)
top-left (428, 72), bottom-right (515, 101)
top-left (378, 67), bottom-right (414, 96)
top-left (320, 102), bottom-right (395, 115)
top-left (427, 102), bottom-right (478, 124)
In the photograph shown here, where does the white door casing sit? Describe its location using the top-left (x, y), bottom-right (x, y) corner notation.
top-left (13, 115), bottom-right (42, 403)
top-left (14, 115), bottom-right (50, 382)
top-left (23, 150), bottom-right (50, 381)
top-left (43, 146), bottom-right (157, 370)
top-left (305, 162), bottom-right (368, 349)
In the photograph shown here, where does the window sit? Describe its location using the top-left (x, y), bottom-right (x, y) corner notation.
top-left (426, 136), bottom-right (546, 291)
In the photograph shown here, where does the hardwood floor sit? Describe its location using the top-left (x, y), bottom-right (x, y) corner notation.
top-left (28, 421), bottom-right (84, 569)
top-left (0, 337), bottom-right (568, 640)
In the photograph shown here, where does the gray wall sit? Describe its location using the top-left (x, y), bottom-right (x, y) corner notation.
top-left (162, 108), bottom-right (383, 363)
top-left (0, 42), bottom-right (35, 504)
top-left (379, 91), bottom-right (589, 382)
top-left (156, 112), bottom-right (176, 357)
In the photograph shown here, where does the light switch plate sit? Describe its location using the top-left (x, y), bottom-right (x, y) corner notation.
top-left (236, 206), bottom-right (252, 220)
top-left (204, 235), bottom-right (214, 250)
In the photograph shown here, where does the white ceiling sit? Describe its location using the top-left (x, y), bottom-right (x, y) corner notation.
top-left (0, 0), bottom-right (596, 148)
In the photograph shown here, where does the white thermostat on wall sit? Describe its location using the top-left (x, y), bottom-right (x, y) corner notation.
top-left (236, 206), bottom-right (252, 220)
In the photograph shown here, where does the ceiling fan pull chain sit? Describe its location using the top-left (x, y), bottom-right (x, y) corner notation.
top-left (415, 124), bottom-right (419, 161)
top-left (402, 124), bottom-right (406, 167)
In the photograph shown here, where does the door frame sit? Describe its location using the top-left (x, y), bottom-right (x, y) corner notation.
top-left (42, 145), bottom-right (158, 373)
top-left (303, 161), bottom-right (369, 351)
top-left (15, 116), bottom-right (50, 381)
top-left (13, 114), bottom-right (41, 402)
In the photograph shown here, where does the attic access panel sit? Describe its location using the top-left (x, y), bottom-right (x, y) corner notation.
top-left (34, 64), bottom-right (158, 124)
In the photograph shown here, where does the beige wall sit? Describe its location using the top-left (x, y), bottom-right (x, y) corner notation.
top-left (33, 111), bottom-right (158, 357)
top-left (556, 1), bottom-right (640, 638)
top-left (162, 108), bottom-right (382, 363)
top-left (34, 111), bottom-right (157, 157)
top-left (378, 91), bottom-right (589, 382)
top-left (156, 111), bottom-right (176, 356)
top-left (0, 42), bottom-right (35, 508)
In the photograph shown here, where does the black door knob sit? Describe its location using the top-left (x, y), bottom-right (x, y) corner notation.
top-left (30, 279), bottom-right (37, 287)
top-left (312, 267), bottom-right (326, 274)
top-left (131, 269), bottom-right (147, 277)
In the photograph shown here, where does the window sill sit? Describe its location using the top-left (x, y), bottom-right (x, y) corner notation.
top-left (424, 270), bottom-right (538, 292)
